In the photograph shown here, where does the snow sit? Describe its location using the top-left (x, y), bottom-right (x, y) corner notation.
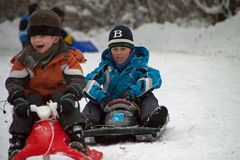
top-left (65, 5), bottom-right (79, 14)
top-left (1, 12), bottom-right (240, 160)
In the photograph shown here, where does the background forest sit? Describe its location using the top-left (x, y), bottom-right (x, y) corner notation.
top-left (0, 0), bottom-right (239, 32)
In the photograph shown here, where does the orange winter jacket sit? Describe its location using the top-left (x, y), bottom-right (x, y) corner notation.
top-left (6, 48), bottom-right (86, 101)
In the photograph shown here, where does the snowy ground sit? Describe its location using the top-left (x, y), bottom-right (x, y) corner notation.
top-left (0, 13), bottom-right (240, 160)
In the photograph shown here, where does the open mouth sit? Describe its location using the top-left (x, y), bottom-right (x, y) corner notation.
top-left (35, 44), bottom-right (45, 49)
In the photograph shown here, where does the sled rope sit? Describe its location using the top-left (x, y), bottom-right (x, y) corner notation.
top-left (132, 101), bottom-right (141, 115)
top-left (93, 124), bottom-right (115, 128)
top-left (43, 121), bottom-right (55, 156)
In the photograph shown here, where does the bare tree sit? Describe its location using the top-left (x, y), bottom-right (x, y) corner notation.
top-left (0, 0), bottom-right (239, 31)
top-left (193, 0), bottom-right (238, 23)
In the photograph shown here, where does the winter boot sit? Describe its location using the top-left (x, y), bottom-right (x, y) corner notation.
top-left (8, 133), bottom-right (26, 160)
top-left (68, 125), bottom-right (88, 155)
top-left (143, 106), bottom-right (169, 128)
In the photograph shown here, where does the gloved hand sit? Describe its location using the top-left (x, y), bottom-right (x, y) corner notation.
top-left (7, 90), bottom-right (25, 104)
top-left (119, 91), bottom-right (134, 101)
top-left (100, 96), bottom-right (112, 110)
top-left (66, 86), bottom-right (83, 99)
top-left (58, 93), bottom-right (76, 114)
top-left (13, 97), bottom-right (30, 118)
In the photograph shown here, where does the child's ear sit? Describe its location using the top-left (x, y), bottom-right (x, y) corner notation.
top-left (53, 36), bottom-right (60, 43)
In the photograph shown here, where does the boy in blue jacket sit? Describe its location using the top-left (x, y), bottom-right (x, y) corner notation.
top-left (83, 25), bottom-right (169, 128)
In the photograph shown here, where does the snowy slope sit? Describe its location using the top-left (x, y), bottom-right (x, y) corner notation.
top-left (0, 13), bottom-right (240, 160)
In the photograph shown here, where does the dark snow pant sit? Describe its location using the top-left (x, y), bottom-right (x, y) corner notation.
top-left (9, 93), bottom-right (86, 136)
top-left (82, 92), bottom-right (168, 127)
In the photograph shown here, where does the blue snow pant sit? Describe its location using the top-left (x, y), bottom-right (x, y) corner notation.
top-left (82, 92), bottom-right (169, 127)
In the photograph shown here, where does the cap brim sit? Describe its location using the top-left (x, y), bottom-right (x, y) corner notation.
top-left (28, 25), bottom-right (61, 37)
top-left (108, 42), bottom-right (134, 49)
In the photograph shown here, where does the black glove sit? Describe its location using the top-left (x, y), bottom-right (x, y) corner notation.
top-left (100, 96), bottom-right (112, 110)
top-left (8, 90), bottom-right (25, 104)
top-left (120, 91), bottom-right (134, 101)
top-left (66, 86), bottom-right (83, 99)
top-left (58, 93), bottom-right (76, 114)
top-left (13, 97), bottom-right (30, 118)
top-left (27, 93), bottom-right (43, 106)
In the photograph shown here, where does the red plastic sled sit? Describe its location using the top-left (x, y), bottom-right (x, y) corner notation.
top-left (12, 120), bottom-right (103, 160)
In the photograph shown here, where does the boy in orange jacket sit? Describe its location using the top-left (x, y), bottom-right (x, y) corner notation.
top-left (6, 9), bottom-right (87, 159)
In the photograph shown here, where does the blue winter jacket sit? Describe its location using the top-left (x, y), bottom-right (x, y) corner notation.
top-left (83, 46), bottom-right (162, 104)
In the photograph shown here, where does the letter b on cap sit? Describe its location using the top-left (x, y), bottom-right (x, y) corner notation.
top-left (113, 30), bottom-right (122, 38)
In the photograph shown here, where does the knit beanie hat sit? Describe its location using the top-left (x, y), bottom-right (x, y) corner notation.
top-left (51, 7), bottom-right (65, 19)
top-left (28, 3), bottom-right (40, 15)
top-left (108, 25), bottom-right (134, 49)
top-left (28, 9), bottom-right (61, 37)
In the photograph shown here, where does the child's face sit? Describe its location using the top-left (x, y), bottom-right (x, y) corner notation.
top-left (30, 35), bottom-right (60, 53)
top-left (111, 46), bottom-right (131, 64)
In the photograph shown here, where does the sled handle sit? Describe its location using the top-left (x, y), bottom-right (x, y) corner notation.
top-left (30, 101), bottom-right (58, 120)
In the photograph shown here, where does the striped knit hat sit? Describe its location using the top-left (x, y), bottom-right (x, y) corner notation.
top-left (108, 25), bottom-right (134, 49)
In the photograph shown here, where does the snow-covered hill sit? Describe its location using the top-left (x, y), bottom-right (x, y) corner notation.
top-left (0, 13), bottom-right (240, 160)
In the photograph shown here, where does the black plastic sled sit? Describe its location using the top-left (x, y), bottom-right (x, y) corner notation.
top-left (83, 99), bottom-right (166, 144)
